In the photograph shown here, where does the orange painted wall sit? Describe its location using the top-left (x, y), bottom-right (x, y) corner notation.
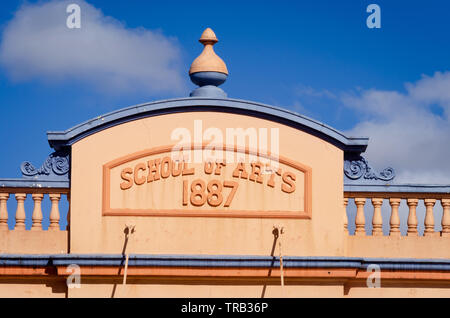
top-left (70, 112), bottom-right (344, 256)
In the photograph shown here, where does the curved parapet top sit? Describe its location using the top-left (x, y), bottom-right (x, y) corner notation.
top-left (47, 97), bottom-right (369, 153)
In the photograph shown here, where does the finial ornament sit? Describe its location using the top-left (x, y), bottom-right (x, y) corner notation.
top-left (189, 28), bottom-right (228, 98)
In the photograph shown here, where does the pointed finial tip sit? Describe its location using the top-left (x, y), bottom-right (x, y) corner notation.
top-left (199, 28), bottom-right (218, 44)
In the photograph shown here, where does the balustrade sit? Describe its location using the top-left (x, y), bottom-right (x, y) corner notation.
top-left (344, 192), bottom-right (450, 237)
top-left (0, 189), bottom-right (69, 231)
top-left (1, 186), bottom-right (448, 238)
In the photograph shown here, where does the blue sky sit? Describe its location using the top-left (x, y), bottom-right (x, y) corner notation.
top-left (0, 0), bottom-right (450, 184)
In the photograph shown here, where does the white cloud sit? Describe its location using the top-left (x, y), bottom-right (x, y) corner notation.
top-left (0, 0), bottom-right (186, 95)
top-left (343, 71), bottom-right (450, 184)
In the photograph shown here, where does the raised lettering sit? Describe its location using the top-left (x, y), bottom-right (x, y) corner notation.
top-left (190, 179), bottom-right (207, 206)
top-left (182, 161), bottom-right (195, 175)
top-left (281, 171), bottom-right (296, 193)
top-left (207, 179), bottom-right (223, 207)
top-left (249, 162), bottom-right (263, 184)
top-left (134, 163), bottom-right (146, 185)
top-left (204, 161), bottom-right (214, 174)
top-left (266, 165), bottom-right (276, 188)
top-left (120, 168), bottom-right (133, 190)
top-left (147, 159), bottom-right (161, 182)
top-left (160, 157), bottom-right (171, 179)
top-left (223, 181), bottom-right (238, 207)
top-left (232, 162), bottom-right (248, 179)
top-left (182, 180), bottom-right (188, 206)
top-left (214, 162), bottom-right (226, 175)
top-left (172, 160), bottom-right (183, 177)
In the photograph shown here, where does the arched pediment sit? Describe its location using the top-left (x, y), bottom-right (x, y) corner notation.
top-left (47, 97), bottom-right (368, 154)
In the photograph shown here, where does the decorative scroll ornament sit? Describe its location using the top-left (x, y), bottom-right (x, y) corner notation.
top-left (21, 150), bottom-right (70, 180)
top-left (344, 156), bottom-right (395, 181)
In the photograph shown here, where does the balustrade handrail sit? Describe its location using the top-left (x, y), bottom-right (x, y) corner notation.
top-left (345, 183), bottom-right (450, 196)
top-left (0, 179), bottom-right (69, 191)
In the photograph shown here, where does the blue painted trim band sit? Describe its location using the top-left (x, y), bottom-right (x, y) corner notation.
top-left (0, 179), bottom-right (69, 189)
top-left (46, 98), bottom-right (369, 153)
top-left (1, 254), bottom-right (449, 271)
top-left (344, 184), bottom-right (450, 193)
top-left (0, 255), bottom-right (52, 266)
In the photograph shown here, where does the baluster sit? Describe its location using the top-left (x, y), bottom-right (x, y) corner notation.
top-left (442, 199), bottom-right (450, 237)
top-left (49, 193), bottom-right (61, 231)
top-left (31, 194), bottom-right (44, 231)
top-left (344, 198), bottom-right (349, 234)
top-left (389, 198), bottom-right (401, 236)
top-left (0, 193), bottom-right (9, 230)
top-left (407, 198), bottom-right (419, 236)
top-left (354, 198), bottom-right (366, 236)
top-left (424, 199), bottom-right (436, 237)
top-left (15, 193), bottom-right (27, 230)
top-left (371, 198), bottom-right (383, 236)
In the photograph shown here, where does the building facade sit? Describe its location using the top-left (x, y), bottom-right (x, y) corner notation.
top-left (0, 29), bottom-right (449, 298)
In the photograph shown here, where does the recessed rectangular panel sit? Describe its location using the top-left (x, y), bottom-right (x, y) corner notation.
top-left (103, 144), bottom-right (311, 218)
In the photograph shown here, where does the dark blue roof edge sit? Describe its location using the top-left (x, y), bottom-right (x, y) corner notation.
top-left (1, 254), bottom-right (450, 271)
top-left (46, 97), bottom-right (369, 153)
